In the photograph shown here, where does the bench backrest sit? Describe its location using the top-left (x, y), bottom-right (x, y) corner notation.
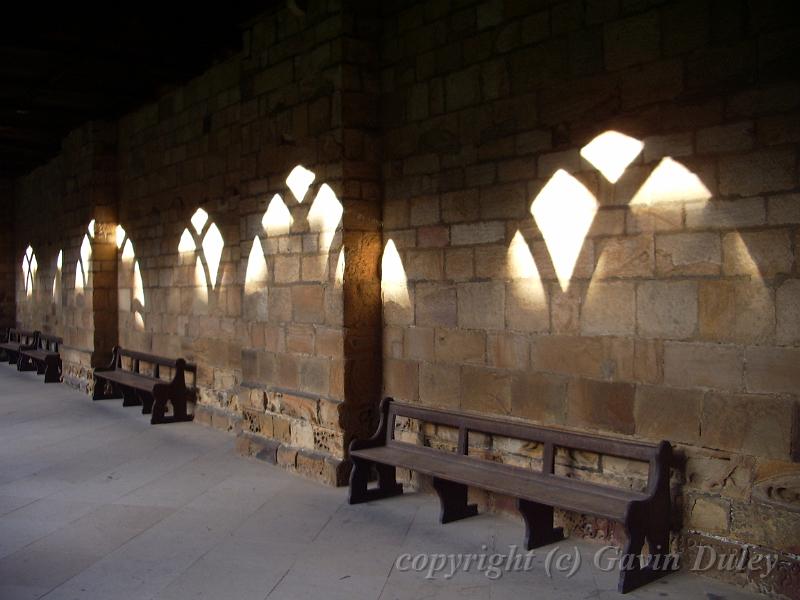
top-left (380, 398), bottom-right (670, 495)
top-left (10, 329), bottom-right (38, 345)
top-left (111, 346), bottom-right (197, 386)
top-left (37, 334), bottom-right (62, 353)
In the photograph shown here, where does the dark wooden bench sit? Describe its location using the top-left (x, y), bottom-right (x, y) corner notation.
top-left (92, 346), bottom-right (197, 425)
top-left (0, 329), bottom-right (39, 368)
top-left (349, 398), bottom-right (673, 594)
top-left (19, 333), bottom-right (63, 383)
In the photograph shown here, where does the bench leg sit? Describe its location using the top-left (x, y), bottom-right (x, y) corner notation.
top-left (348, 457), bottom-right (403, 504)
top-left (43, 357), bottom-right (61, 383)
top-left (93, 379), bottom-right (121, 400)
top-left (617, 503), bottom-right (674, 594)
top-left (17, 355), bottom-right (35, 372)
top-left (141, 391), bottom-right (154, 414)
top-left (170, 391), bottom-right (194, 422)
top-left (121, 387), bottom-right (141, 407)
top-left (433, 477), bottom-right (478, 524)
top-left (517, 499), bottom-right (564, 550)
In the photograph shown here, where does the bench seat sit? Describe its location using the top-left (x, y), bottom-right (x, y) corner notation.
top-left (352, 443), bottom-right (645, 521)
top-left (93, 346), bottom-right (197, 425)
top-left (19, 333), bottom-right (62, 383)
top-left (349, 398), bottom-right (674, 594)
top-left (1, 329), bottom-right (38, 366)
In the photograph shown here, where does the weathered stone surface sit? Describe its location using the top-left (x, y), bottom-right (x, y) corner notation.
top-left (635, 385), bottom-right (702, 445)
top-left (532, 335), bottom-right (634, 381)
top-left (581, 281), bottom-right (635, 336)
top-left (415, 283), bottom-right (457, 327)
top-left (505, 280), bottom-right (549, 333)
top-left (457, 281), bottom-right (505, 330)
top-left (487, 332), bottom-right (529, 370)
top-left (776, 279), bottom-right (800, 344)
top-left (663, 342), bottom-right (743, 391)
top-left (594, 235), bottom-right (654, 279)
top-left (566, 378), bottom-right (636, 435)
top-left (745, 346), bottom-right (800, 395)
top-left (702, 392), bottom-right (795, 460)
top-left (419, 362), bottom-right (460, 408)
top-left (686, 495), bottom-right (730, 535)
top-left (510, 371), bottom-right (567, 424)
top-left (655, 232), bottom-right (721, 276)
top-left (722, 229), bottom-right (793, 278)
top-left (461, 365), bottom-right (512, 416)
top-left (434, 328), bottom-right (486, 364)
top-left (698, 280), bottom-right (774, 344)
top-left (637, 281), bottom-right (698, 339)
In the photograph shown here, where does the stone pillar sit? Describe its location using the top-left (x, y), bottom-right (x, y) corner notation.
top-left (0, 180), bottom-right (14, 331)
top-left (58, 122), bottom-right (119, 391)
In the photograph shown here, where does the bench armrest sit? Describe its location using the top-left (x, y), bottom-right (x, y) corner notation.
top-left (349, 397), bottom-right (394, 453)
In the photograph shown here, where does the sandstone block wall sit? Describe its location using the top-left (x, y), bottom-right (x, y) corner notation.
top-left (378, 0), bottom-right (799, 595)
top-left (7, 1), bottom-right (800, 596)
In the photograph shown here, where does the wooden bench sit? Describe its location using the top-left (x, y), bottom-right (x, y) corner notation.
top-left (19, 333), bottom-right (63, 383)
top-left (92, 347), bottom-right (197, 425)
top-left (349, 398), bottom-right (673, 594)
top-left (0, 329), bottom-right (39, 368)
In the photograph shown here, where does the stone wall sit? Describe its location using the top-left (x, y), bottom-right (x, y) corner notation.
top-left (8, 1), bottom-right (800, 596)
top-left (378, 0), bottom-right (799, 596)
top-left (0, 180), bottom-right (14, 330)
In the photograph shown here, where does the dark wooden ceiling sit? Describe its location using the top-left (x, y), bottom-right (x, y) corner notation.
top-left (0, 6), bottom-right (271, 179)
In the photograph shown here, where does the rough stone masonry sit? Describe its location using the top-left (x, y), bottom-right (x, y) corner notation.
top-left (4, 1), bottom-right (800, 597)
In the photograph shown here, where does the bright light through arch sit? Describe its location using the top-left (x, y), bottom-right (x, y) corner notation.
top-left (630, 157), bottom-right (712, 206)
top-left (530, 169), bottom-right (597, 291)
top-left (580, 131), bottom-right (643, 184)
top-left (202, 222), bottom-right (224, 289)
top-left (381, 239), bottom-right (410, 311)
top-left (286, 165), bottom-right (316, 203)
top-left (262, 194), bottom-right (293, 236)
top-left (191, 208), bottom-right (209, 233)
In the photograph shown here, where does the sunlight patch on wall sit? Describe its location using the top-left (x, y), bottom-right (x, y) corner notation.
top-left (262, 194), bottom-right (293, 236)
top-left (580, 131), bottom-right (643, 184)
top-left (52, 250), bottom-right (63, 302)
top-left (630, 157), bottom-right (712, 206)
top-left (133, 261), bottom-right (146, 329)
top-left (22, 245), bottom-right (37, 297)
top-left (75, 260), bottom-right (85, 292)
top-left (194, 256), bottom-right (209, 306)
top-left (334, 248), bottom-right (345, 286)
top-left (87, 219), bottom-right (96, 237)
top-left (122, 239), bottom-right (135, 261)
top-left (178, 228), bottom-right (196, 252)
top-left (507, 230), bottom-right (540, 279)
top-left (202, 223), bottom-right (224, 289)
top-left (74, 234), bottom-right (92, 293)
top-left (308, 183), bottom-right (344, 276)
top-left (531, 170), bottom-right (597, 291)
top-left (286, 165), bottom-right (316, 203)
top-left (115, 225), bottom-right (126, 249)
top-left (191, 208), bottom-right (209, 233)
top-left (245, 236), bottom-right (268, 289)
top-left (381, 239), bottom-right (410, 311)
top-left (244, 236), bottom-right (269, 321)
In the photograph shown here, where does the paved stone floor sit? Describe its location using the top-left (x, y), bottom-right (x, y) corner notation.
top-left (0, 366), bottom-right (766, 600)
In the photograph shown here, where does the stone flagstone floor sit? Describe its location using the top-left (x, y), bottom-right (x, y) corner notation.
top-left (0, 366), bottom-right (765, 600)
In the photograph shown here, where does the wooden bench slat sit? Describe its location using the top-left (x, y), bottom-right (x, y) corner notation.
top-left (391, 402), bottom-right (659, 462)
top-left (93, 346), bottom-right (196, 425)
top-left (352, 444), bottom-right (636, 520)
top-left (96, 370), bottom-right (160, 392)
top-left (348, 398), bottom-right (674, 594)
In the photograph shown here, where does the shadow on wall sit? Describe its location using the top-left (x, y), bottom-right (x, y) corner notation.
top-left (379, 129), bottom-right (778, 310)
top-left (116, 225), bottom-right (146, 330)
